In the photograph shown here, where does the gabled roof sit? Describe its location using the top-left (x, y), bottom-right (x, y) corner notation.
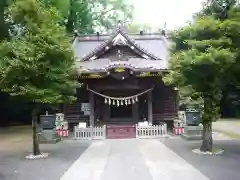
top-left (73, 27), bottom-right (168, 61)
top-left (72, 22), bottom-right (169, 73)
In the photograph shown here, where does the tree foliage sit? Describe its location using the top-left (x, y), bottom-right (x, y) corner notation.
top-left (0, 0), bottom-right (78, 104)
top-left (0, 0), bottom-right (79, 155)
top-left (164, 11), bottom-right (240, 151)
top-left (42, 0), bottom-right (134, 34)
top-left (197, 0), bottom-right (238, 20)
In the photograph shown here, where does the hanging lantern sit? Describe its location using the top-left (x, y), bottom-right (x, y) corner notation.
top-left (105, 98), bottom-right (107, 104)
top-left (108, 98), bottom-right (111, 105)
top-left (128, 99), bottom-right (131, 104)
top-left (117, 100), bottom-right (120, 106)
top-left (113, 100), bottom-right (115, 105)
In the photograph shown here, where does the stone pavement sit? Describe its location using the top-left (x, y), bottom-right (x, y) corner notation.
top-left (60, 139), bottom-right (209, 180)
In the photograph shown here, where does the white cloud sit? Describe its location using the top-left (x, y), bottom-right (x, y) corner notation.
top-left (131, 0), bottom-right (204, 30)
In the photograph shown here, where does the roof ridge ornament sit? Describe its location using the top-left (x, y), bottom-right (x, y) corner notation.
top-left (118, 20), bottom-right (122, 29)
top-left (115, 20), bottom-right (128, 33)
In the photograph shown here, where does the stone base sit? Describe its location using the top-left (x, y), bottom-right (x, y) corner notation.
top-left (192, 148), bottom-right (224, 156)
top-left (25, 153), bottom-right (49, 160)
top-left (39, 129), bottom-right (61, 144)
top-left (39, 137), bottom-right (61, 144)
top-left (181, 126), bottom-right (203, 141)
top-left (181, 133), bottom-right (202, 141)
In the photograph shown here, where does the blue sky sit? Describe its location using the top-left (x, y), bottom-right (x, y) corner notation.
top-left (131, 0), bottom-right (204, 30)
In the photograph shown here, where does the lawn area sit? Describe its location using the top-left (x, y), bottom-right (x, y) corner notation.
top-left (213, 119), bottom-right (240, 139)
top-left (0, 126), bottom-right (32, 152)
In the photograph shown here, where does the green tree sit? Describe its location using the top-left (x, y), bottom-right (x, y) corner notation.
top-left (198, 0), bottom-right (240, 117)
top-left (198, 0), bottom-right (237, 19)
top-left (42, 0), bottom-right (134, 34)
top-left (164, 17), bottom-right (236, 151)
top-left (0, 0), bottom-right (78, 155)
top-left (89, 0), bottom-right (134, 33)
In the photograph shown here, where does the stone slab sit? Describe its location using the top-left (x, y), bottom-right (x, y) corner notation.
top-left (139, 139), bottom-right (209, 180)
top-left (60, 141), bottom-right (110, 180)
top-left (60, 139), bottom-right (209, 180)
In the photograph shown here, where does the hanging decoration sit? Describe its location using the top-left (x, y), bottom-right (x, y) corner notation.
top-left (135, 96), bottom-right (138, 102)
top-left (125, 99), bottom-right (128, 105)
top-left (88, 86), bottom-right (153, 106)
top-left (120, 100), bottom-right (123, 106)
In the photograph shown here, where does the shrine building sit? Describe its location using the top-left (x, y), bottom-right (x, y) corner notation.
top-left (63, 23), bottom-right (178, 138)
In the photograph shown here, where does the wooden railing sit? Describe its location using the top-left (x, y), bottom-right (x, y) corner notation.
top-left (74, 125), bottom-right (106, 140)
top-left (136, 124), bottom-right (168, 139)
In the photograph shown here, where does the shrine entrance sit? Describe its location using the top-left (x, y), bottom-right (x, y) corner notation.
top-left (110, 105), bottom-right (132, 122)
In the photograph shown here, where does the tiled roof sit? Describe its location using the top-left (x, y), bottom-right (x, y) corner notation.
top-left (72, 33), bottom-right (169, 61)
top-left (72, 23), bottom-right (169, 72)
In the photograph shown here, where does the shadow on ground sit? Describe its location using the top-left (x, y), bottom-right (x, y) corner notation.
top-left (0, 140), bottom-right (91, 180)
top-left (162, 137), bottom-right (240, 180)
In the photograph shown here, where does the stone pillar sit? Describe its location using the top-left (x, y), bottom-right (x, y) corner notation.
top-left (147, 91), bottom-right (153, 125)
top-left (89, 92), bottom-right (95, 127)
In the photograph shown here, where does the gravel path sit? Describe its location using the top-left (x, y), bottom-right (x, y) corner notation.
top-left (0, 140), bottom-right (90, 180)
top-left (161, 137), bottom-right (240, 180)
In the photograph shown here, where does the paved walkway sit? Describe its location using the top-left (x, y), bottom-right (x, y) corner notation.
top-left (60, 139), bottom-right (209, 180)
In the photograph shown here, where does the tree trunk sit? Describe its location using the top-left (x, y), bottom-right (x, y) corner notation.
top-left (0, 0), bottom-right (9, 41)
top-left (32, 104), bottom-right (41, 155)
top-left (200, 121), bottom-right (213, 152)
top-left (66, 0), bottom-right (75, 33)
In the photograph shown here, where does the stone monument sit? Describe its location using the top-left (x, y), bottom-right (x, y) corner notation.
top-left (38, 113), bottom-right (61, 144)
top-left (181, 105), bottom-right (203, 140)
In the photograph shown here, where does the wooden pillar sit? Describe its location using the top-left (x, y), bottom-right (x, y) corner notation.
top-left (103, 103), bottom-right (110, 122)
top-left (132, 102), bottom-right (139, 122)
top-left (148, 91), bottom-right (153, 125)
top-left (175, 89), bottom-right (179, 113)
top-left (89, 91), bottom-right (95, 127)
top-left (63, 104), bottom-right (66, 115)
